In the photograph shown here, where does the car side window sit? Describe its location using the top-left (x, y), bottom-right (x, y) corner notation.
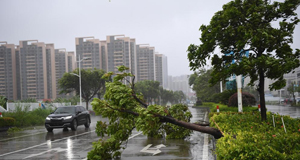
top-left (80, 106), bottom-right (86, 111)
top-left (76, 107), bottom-right (81, 113)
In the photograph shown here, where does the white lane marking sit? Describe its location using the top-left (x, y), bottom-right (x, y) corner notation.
top-left (128, 132), bottom-right (143, 140)
top-left (202, 111), bottom-right (209, 160)
top-left (0, 122), bottom-right (97, 142)
top-left (23, 147), bottom-right (67, 159)
top-left (204, 111), bottom-right (208, 122)
top-left (0, 130), bottom-right (95, 157)
top-left (0, 131), bottom-right (47, 142)
top-left (202, 134), bottom-right (209, 160)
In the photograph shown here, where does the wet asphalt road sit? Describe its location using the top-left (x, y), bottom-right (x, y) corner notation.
top-left (0, 116), bottom-right (107, 160)
top-left (1, 105), bottom-right (299, 160)
top-left (120, 107), bottom-right (214, 160)
top-left (0, 107), bottom-right (214, 160)
top-left (266, 104), bottom-right (300, 118)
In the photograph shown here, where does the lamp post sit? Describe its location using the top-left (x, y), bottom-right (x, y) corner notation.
top-left (71, 54), bottom-right (89, 106)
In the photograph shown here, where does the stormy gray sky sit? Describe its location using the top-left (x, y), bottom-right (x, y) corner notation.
top-left (1, 0), bottom-right (299, 76)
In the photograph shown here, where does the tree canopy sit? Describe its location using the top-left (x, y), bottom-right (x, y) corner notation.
top-left (134, 80), bottom-right (160, 104)
top-left (189, 69), bottom-right (221, 102)
top-left (188, 0), bottom-right (300, 120)
top-left (87, 66), bottom-right (222, 159)
top-left (58, 68), bottom-right (107, 110)
top-left (287, 81), bottom-right (300, 103)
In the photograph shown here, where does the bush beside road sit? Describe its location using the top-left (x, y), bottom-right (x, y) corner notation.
top-left (1, 105), bottom-right (54, 131)
top-left (198, 103), bottom-right (300, 160)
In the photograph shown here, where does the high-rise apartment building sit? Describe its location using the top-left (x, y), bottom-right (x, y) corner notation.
top-left (130, 39), bottom-right (137, 79)
top-left (100, 41), bottom-right (108, 72)
top-left (155, 54), bottom-right (168, 88)
top-left (15, 45), bottom-right (21, 100)
top-left (45, 44), bottom-right (56, 100)
top-left (136, 44), bottom-right (155, 81)
top-left (67, 51), bottom-right (76, 73)
top-left (55, 49), bottom-right (68, 98)
top-left (106, 35), bottom-right (136, 74)
top-left (19, 40), bottom-right (48, 99)
top-left (155, 54), bottom-right (163, 86)
top-left (0, 35), bottom-right (170, 101)
top-left (75, 37), bottom-right (103, 70)
top-left (168, 75), bottom-right (191, 97)
top-left (0, 42), bottom-right (17, 100)
top-left (162, 55), bottom-right (168, 89)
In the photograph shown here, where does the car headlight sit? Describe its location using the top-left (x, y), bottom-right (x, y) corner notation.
top-left (46, 117), bottom-right (50, 120)
top-left (63, 116), bottom-right (72, 120)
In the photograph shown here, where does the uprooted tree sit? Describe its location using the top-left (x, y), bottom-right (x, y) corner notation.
top-left (87, 66), bottom-right (222, 160)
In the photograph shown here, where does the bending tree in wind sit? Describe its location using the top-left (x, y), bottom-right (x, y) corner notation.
top-left (188, 0), bottom-right (300, 121)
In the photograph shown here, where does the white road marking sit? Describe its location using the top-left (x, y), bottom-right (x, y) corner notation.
top-left (154, 144), bottom-right (166, 148)
top-left (202, 111), bottom-right (209, 160)
top-left (140, 144), bottom-right (166, 155)
top-left (128, 132), bottom-right (143, 139)
top-left (0, 131), bottom-right (47, 142)
top-left (202, 134), bottom-right (209, 160)
top-left (23, 147), bottom-right (67, 159)
top-left (0, 130), bottom-right (95, 157)
top-left (0, 122), bottom-right (97, 142)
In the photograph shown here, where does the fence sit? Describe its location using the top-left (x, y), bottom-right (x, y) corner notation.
top-left (5, 102), bottom-right (71, 112)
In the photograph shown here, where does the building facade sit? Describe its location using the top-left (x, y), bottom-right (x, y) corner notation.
top-left (19, 40), bottom-right (48, 100)
top-left (0, 35), bottom-right (170, 101)
top-left (136, 44), bottom-right (155, 81)
top-left (75, 37), bottom-right (102, 70)
top-left (55, 49), bottom-right (68, 98)
top-left (67, 51), bottom-right (76, 73)
top-left (0, 42), bottom-right (17, 100)
top-left (155, 54), bottom-right (168, 87)
top-left (45, 44), bottom-right (56, 100)
top-left (106, 35), bottom-right (136, 74)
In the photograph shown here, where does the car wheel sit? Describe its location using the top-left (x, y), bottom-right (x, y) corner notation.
top-left (84, 117), bottom-right (90, 128)
top-left (46, 128), bottom-right (53, 132)
top-left (71, 119), bottom-right (78, 131)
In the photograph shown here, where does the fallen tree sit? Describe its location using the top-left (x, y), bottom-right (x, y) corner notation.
top-left (87, 66), bottom-right (223, 159)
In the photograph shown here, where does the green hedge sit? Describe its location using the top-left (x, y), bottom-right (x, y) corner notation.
top-left (2, 105), bottom-right (54, 127)
top-left (201, 102), bottom-right (258, 113)
top-left (0, 117), bottom-right (15, 127)
top-left (210, 112), bottom-right (300, 159)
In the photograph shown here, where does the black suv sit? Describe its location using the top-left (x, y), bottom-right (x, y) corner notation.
top-left (45, 105), bottom-right (91, 132)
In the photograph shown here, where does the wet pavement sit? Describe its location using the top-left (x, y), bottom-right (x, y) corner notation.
top-left (120, 107), bottom-right (215, 160)
top-left (2, 105), bottom-right (298, 160)
top-left (0, 107), bottom-right (215, 160)
top-left (0, 116), bottom-right (107, 160)
top-left (266, 105), bottom-right (300, 118)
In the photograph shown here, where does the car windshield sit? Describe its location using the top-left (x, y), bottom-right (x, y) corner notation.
top-left (54, 107), bottom-right (76, 114)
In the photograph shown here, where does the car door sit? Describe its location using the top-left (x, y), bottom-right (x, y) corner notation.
top-left (76, 106), bottom-right (85, 125)
top-left (80, 106), bottom-right (89, 123)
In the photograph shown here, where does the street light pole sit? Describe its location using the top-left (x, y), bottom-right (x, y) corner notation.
top-left (71, 55), bottom-right (90, 106)
top-left (79, 54), bottom-right (82, 106)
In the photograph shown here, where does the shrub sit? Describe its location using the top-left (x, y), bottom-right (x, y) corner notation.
top-left (196, 99), bottom-right (202, 105)
top-left (218, 90), bottom-right (236, 105)
top-left (210, 112), bottom-right (300, 160)
top-left (228, 92), bottom-right (256, 107)
top-left (0, 117), bottom-right (15, 127)
top-left (3, 104), bottom-right (54, 128)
